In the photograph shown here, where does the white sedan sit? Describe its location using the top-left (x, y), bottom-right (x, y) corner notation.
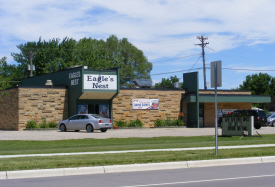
top-left (58, 114), bottom-right (112, 132)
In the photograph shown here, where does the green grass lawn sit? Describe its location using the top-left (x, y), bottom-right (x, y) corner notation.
top-left (0, 147), bottom-right (275, 171)
top-left (0, 135), bottom-right (275, 171)
top-left (1, 135), bottom-right (275, 155)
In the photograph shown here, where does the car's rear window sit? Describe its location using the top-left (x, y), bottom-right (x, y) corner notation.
top-left (258, 111), bottom-right (266, 118)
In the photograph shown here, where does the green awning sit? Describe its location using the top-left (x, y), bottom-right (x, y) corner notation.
top-left (199, 94), bottom-right (271, 103)
top-left (182, 94), bottom-right (271, 103)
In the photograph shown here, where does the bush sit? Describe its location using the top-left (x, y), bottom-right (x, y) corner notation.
top-left (48, 122), bottom-right (58, 128)
top-left (26, 121), bottom-right (38, 128)
top-left (174, 119), bottom-right (185, 126)
top-left (154, 119), bottom-right (185, 127)
top-left (39, 123), bottom-right (48, 128)
top-left (128, 119), bottom-right (143, 127)
top-left (115, 120), bottom-right (128, 127)
top-left (154, 119), bottom-right (166, 127)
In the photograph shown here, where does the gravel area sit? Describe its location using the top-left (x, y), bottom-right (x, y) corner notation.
top-left (0, 127), bottom-right (275, 140)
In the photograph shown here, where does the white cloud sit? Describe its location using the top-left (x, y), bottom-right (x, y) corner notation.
top-left (1, 0), bottom-right (275, 89)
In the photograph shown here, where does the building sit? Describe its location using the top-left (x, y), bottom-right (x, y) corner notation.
top-left (0, 67), bottom-right (271, 130)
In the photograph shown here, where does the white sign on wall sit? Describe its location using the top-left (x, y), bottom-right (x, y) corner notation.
top-left (83, 74), bottom-right (117, 90)
top-left (132, 99), bottom-right (159, 109)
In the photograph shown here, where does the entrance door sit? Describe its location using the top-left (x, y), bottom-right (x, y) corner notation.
top-left (88, 104), bottom-right (99, 114)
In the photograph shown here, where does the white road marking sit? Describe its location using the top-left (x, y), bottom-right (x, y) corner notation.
top-left (121, 174), bottom-right (275, 187)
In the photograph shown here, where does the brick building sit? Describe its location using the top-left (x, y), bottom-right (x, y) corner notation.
top-left (0, 67), bottom-right (271, 130)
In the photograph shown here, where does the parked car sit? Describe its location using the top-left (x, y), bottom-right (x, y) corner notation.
top-left (234, 109), bottom-right (267, 129)
top-left (58, 114), bottom-right (112, 132)
top-left (267, 114), bottom-right (275, 127)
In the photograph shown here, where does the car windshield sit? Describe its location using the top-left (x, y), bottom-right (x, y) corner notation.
top-left (268, 114), bottom-right (275, 118)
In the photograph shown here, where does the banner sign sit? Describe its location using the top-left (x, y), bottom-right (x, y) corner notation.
top-left (132, 99), bottom-right (159, 110)
top-left (78, 105), bottom-right (88, 114)
top-left (99, 105), bottom-right (109, 118)
top-left (83, 74), bottom-right (117, 90)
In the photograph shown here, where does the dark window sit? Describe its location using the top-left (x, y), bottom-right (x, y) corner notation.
top-left (70, 115), bottom-right (79, 120)
top-left (79, 115), bottom-right (88, 119)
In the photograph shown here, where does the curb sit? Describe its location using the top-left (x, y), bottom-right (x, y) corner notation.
top-left (1, 156), bottom-right (275, 180)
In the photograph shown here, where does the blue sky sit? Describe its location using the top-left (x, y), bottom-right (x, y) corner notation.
top-left (1, 0), bottom-right (275, 89)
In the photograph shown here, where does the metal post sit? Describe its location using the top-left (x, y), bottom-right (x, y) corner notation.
top-left (30, 54), bottom-right (33, 77)
top-left (215, 63), bottom-right (218, 155)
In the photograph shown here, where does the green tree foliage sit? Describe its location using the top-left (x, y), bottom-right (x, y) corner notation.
top-left (155, 75), bottom-right (183, 89)
top-left (11, 35), bottom-right (152, 85)
top-left (239, 73), bottom-right (275, 97)
top-left (0, 57), bottom-right (23, 90)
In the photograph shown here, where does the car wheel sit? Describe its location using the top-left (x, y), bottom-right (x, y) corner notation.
top-left (100, 129), bottom-right (107, 132)
top-left (272, 121), bottom-right (275, 127)
top-left (254, 124), bottom-right (261, 129)
top-left (60, 124), bottom-right (66, 132)
top-left (86, 124), bottom-right (94, 132)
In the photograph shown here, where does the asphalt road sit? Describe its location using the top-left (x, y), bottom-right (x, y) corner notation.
top-left (1, 162), bottom-right (275, 187)
top-left (1, 127), bottom-right (275, 140)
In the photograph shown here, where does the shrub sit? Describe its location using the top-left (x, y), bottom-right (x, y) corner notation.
top-left (48, 122), bottom-right (58, 128)
top-left (154, 119), bottom-right (166, 127)
top-left (39, 123), bottom-right (48, 128)
top-left (154, 119), bottom-right (185, 127)
top-left (115, 120), bottom-right (128, 127)
top-left (26, 121), bottom-right (38, 128)
top-left (175, 119), bottom-right (184, 126)
top-left (128, 119), bottom-right (143, 127)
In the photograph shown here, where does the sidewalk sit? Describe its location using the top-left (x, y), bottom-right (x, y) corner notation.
top-left (1, 127), bottom-right (275, 140)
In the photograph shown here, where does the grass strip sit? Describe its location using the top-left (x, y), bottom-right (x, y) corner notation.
top-left (1, 135), bottom-right (275, 155)
top-left (0, 147), bottom-right (274, 171)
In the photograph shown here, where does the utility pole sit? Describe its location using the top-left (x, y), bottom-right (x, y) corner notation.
top-left (27, 51), bottom-right (36, 77)
top-left (195, 36), bottom-right (209, 90)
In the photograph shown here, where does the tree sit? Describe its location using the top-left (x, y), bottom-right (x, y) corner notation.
top-left (0, 57), bottom-right (23, 90)
top-left (155, 75), bottom-right (183, 89)
top-left (239, 73), bottom-right (275, 97)
top-left (11, 35), bottom-right (152, 85)
top-left (238, 73), bottom-right (275, 110)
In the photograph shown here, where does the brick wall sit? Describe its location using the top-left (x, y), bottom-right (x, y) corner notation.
top-left (113, 89), bottom-right (186, 127)
top-left (0, 87), bottom-right (68, 131)
top-left (0, 88), bottom-right (19, 130)
top-left (203, 102), bottom-right (251, 127)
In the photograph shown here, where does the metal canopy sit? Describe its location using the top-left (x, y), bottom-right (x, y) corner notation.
top-left (199, 94), bottom-right (271, 103)
top-left (78, 92), bottom-right (117, 100)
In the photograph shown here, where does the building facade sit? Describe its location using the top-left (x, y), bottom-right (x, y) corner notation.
top-left (0, 67), bottom-right (271, 130)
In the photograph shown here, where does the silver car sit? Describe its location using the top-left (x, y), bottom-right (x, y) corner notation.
top-left (58, 114), bottom-right (112, 132)
top-left (267, 114), bottom-right (275, 127)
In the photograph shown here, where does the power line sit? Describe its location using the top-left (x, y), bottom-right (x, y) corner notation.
top-left (150, 68), bottom-right (203, 76)
top-left (223, 68), bottom-right (275, 71)
top-left (150, 53), bottom-right (201, 63)
top-left (188, 56), bottom-right (201, 73)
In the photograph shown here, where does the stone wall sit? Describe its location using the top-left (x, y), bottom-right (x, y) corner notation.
top-left (203, 102), bottom-right (251, 127)
top-left (113, 89), bottom-right (186, 127)
top-left (18, 87), bottom-right (68, 130)
top-left (0, 88), bottom-right (19, 130)
top-left (0, 87), bottom-right (68, 131)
